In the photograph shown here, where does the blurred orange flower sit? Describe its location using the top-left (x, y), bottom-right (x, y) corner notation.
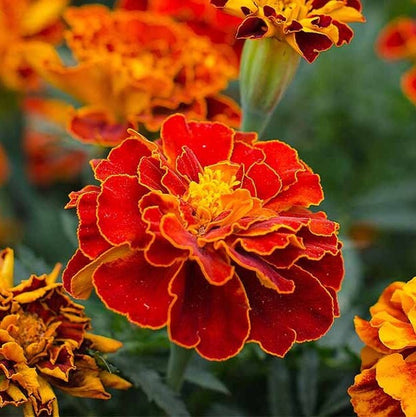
top-left (117, 0), bottom-right (243, 58)
top-left (348, 277), bottom-right (416, 416)
top-left (0, 0), bottom-right (68, 90)
top-left (23, 98), bottom-right (88, 186)
top-left (0, 248), bottom-right (131, 416)
top-left (377, 18), bottom-right (416, 105)
top-left (211, 0), bottom-right (365, 62)
top-left (26, 5), bottom-right (240, 146)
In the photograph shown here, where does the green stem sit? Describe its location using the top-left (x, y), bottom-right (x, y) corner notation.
top-left (166, 343), bottom-right (193, 392)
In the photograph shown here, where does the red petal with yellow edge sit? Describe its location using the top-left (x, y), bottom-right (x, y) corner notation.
top-left (402, 67), bottom-right (416, 105)
top-left (266, 170), bottom-right (323, 211)
top-left (241, 266), bottom-right (335, 356)
top-left (94, 138), bottom-right (154, 182)
top-left (69, 109), bottom-right (133, 146)
top-left (93, 251), bottom-right (179, 329)
top-left (62, 249), bottom-right (92, 293)
top-left (143, 207), bottom-right (188, 267)
top-left (231, 141), bottom-right (265, 169)
top-left (160, 213), bottom-right (235, 285)
top-left (255, 141), bottom-right (302, 187)
top-left (333, 20), bottom-right (354, 46)
top-left (97, 174), bottom-right (149, 249)
top-left (77, 190), bottom-right (111, 259)
top-left (224, 245), bottom-right (295, 293)
top-left (245, 162), bottom-right (282, 200)
top-left (161, 114), bottom-right (234, 167)
top-left (348, 366), bottom-right (404, 417)
top-left (236, 231), bottom-right (297, 255)
top-left (168, 262), bottom-right (250, 360)
top-left (66, 185), bottom-right (100, 209)
top-left (297, 250), bottom-right (344, 291)
top-left (376, 352), bottom-right (416, 417)
top-left (294, 31), bottom-right (333, 63)
top-left (176, 146), bottom-right (203, 182)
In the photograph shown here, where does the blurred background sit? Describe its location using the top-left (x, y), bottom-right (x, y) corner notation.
top-left (1, 0), bottom-right (415, 415)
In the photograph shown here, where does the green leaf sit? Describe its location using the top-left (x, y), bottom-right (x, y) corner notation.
top-left (338, 238), bottom-right (363, 312)
top-left (112, 357), bottom-right (189, 417)
top-left (15, 245), bottom-right (52, 277)
top-left (317, 374), bottom-right (354, 416)
top-left (184, 366), bottom-right (230, 395)
top-left (297, 348), bottom-right (319, 417)
top-left (268, 358), bottom-right (293, 417)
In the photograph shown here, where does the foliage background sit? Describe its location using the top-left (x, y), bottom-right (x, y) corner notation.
top-left (1, 0), bottom-right (415, 415)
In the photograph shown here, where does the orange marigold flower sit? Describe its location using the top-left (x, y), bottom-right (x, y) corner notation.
top-left (25, 5), bottom-right (240, 146)
top-left (377, 18), bottom-right (416, 105)
top-left (210, 0), bottom-right (365, 62)
top-left (62, 114), bottom-right (344, 361)
top-left (117, 0), bottom-right (244, 58)
top-left (348, 277), bottom-right (416, 417)
top-left (0, 145), bottom-right (8, 186)
top-left (0, 0), bottom-right (68, 90)
top-left (0, 248), bottom-right (131, 416)
top-left (23, 98), bottom-right (88, 186)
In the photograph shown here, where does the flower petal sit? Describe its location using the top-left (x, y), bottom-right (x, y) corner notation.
top-left (168, 262), bottom-right (250, 360)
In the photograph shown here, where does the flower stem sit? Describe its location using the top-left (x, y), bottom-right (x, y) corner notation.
top-left (166, 343), bottom-right (193, 392)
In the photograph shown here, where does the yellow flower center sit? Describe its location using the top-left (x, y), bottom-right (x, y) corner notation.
top-left (13, 312), bottom-right (47, 348)
top-left (185, 167), bottom-right (240, 227)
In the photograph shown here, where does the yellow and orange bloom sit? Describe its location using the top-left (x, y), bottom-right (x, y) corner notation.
top-left (210, 0), bottom-right (365, 62)
top-left (0, 248), bottom-right (131, 416)
top-left (63, 114), bottom-right (343, 361)
top-left (348, 277), bottom-right (416, 416)
top-left (23, 98), bottom-right (88, 186)
top-left (25, 5), bottom-right (240, 146)
top-left (117, 0), bottom-right (244, 59)
top-left (0, 0), bottom-right (68, 90)
top-left (377, 18), bottom-right (416, 105)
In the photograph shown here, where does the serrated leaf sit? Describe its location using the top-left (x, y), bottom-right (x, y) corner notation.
top-left (112, 356), bottom-right (189, 417)
top-left (297, 349), bottom-right (319, 417)
top-left (184, 366), bottom-right (229, 395)
top-left (268, 358), bottom-right (293, 417)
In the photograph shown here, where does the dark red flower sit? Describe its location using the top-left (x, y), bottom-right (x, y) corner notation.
top-left (63, 114), bottom-right (343, 361)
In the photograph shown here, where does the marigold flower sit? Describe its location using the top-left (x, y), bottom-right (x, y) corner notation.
top-left (25, 5), bottom-right (240, 146)
top-left (117, 0), bottom-right (243, 58)
top-left (377, 18), bottom-right (416, 105)
top-left (62, 114), bottom-right (343, 361)
top-left (0, 0), bottom-right (68, 90)
top-left (348, 277), bottom-right (416, 416)
top-left (0, 248), bottom-right (131, 416)
top-left (23, 98), bottom-right (88, 186)
top-left (210, 0), bottom-right (365, 62)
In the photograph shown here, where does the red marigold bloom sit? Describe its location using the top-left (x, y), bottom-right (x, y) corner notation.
top-left (377, 18), bottom-right (416, 105)
top-left (117, 0), bottom-right (243, 58)
top-left (63, 114), bottom-right (343, 361)
top-left (0, 0), bottom-right (68, 90)
top-left (348, 277), bottom-right (416, 416)
top-left (25, 5), bottom-right (240, 146)
top-left (0, 248), bottom-right (131, 416)
top-left (23, 98), bottom-right (88, 186)
top-left (210, 0), bottom-right (365, 62)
